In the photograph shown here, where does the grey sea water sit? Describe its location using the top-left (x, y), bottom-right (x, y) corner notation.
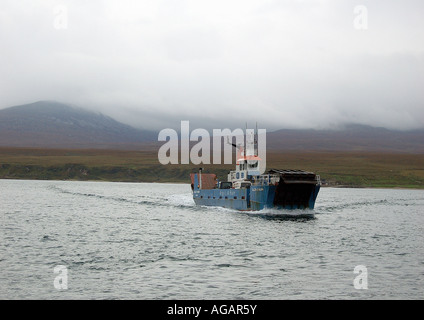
top-left (0, 179), bottom-right (423, 299)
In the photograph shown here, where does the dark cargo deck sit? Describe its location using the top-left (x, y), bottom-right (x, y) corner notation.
top-left (268, 169), bottom-right (319, 208)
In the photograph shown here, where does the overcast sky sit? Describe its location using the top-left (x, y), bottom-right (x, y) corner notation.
top-left (0, 0), bottom-right (423, 131)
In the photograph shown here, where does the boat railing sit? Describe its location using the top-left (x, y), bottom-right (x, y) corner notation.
top-left (252, 174), bottom-right (279, 186)
top-left (316, 175), bottom-right (321, 185)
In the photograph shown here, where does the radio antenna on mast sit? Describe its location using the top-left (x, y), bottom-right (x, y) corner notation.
top-left (254, 122), bottom-right (258, 155)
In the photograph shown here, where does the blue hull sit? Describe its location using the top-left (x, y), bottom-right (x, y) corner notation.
top-left (193, 188), bottom-right (250, 210)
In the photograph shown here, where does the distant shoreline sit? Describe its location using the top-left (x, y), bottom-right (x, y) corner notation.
top-left (1, 147), bottom-right (423, 189)
top-left (1, 177), bottom-right (423, 191)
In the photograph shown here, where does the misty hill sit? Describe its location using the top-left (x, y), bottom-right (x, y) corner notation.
top-left (267, 124), bottom-right (424, 153)
top-left (0, 101), bottom-right (157, 149)
top-left (0, 101), bottom-right (423, 153)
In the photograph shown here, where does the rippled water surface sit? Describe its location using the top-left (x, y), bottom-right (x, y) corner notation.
top-left (1, 179), bottom-right (423, 299)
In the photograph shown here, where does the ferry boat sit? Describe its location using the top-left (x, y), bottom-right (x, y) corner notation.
top-left (190, 132), bottom-right (320, 211)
